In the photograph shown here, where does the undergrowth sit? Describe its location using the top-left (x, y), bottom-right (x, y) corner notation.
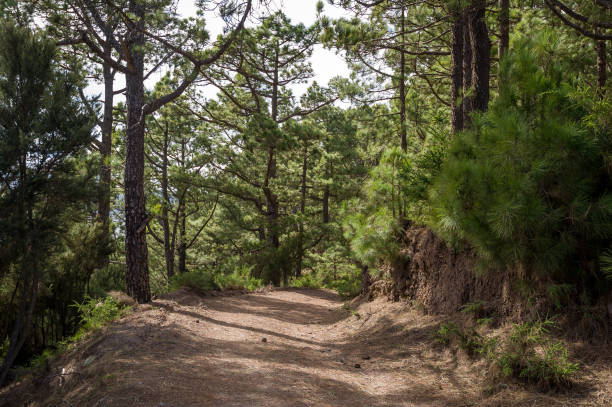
top-left (435, 318), bottom-right (578, 389)
top-left (292, 273), bottom-right (324, 289)
top-left (29, 295), bottom-right (130, 370)
top-left (170, 265), bottom-right (263, 292)
top-left (291, 268), bottom-right (361, 299)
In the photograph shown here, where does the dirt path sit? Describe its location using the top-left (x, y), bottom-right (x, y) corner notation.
top-left (2, 288), bottom-right (610, 407)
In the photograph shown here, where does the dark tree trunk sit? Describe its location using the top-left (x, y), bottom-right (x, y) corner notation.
top-left (160, 122), bottom-right (174, 279)
top-left (124, 0), bottom-right (151, 304)
top-left (469, 0), bottom-right (491, 112)
top-left (598, 40), bottom-right (607, 91)
top-left (399, 5), bottom-right (407, 151)
top-left (462, 11), bottom-right (474, 126)
top-left (451, 11), bottom-right (465, 133)
top-left (98, 56), bottom-right (113, 256)
top-left (178, 138), bottom-right (187, 274)
top-left (498, 0), bottom-right (510, 61)
top-left (178, 203), bottom-right (187, 274)
top-left (322, 140), bottom-right (330, 224)
top-left (264, 56), bottom-right (282, 286)
top-left (296, 141), bottom-right (308, 278)
top-left (360, 265), bottom-right (371, 295)
top-left (322, 184), bottom-right (330, 224)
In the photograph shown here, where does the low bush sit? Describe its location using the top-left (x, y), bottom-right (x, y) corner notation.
top-left (326, 272), bottom-right (361, 299)
top-left (214, 265), bottom-right (263, 291)
top-left (71, 296), bottom-right (131, 339)
top-left (436, 318), bottom-right (578, 389)
top-left (496, 320), bottom-right (579, 388)
top-left (292, 273), bottom-right (324, 289)
top-left (170, 269), bottom-right (216, 292)
top-left (29, 295), bottom-right (130, 370)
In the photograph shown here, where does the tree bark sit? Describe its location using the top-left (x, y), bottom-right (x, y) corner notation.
top-left (178, 138), bottom-right (187, 274)
top-left (399, 5), bottom-right (407, 151)
top-left (360, 265), bottom-right (371, 295)
top-left (264, 54), bottom-right (282, 285)
top-left (160, 122), bottom-right (175, 279)
top-left (296, 141), bottom-right (308, 278)
top-left (462, 10), bottom-right (474, 126)
top-left (178, 203), bottom-right (187, 274)
top-left (124, 0), bottom-right (151, 303)
top-left (498, 0), bottom-right (510, 61)
top-left (597, 40), bottom-right (607, 91)
top-left (451, 12), bottom-right (465, 133)
top-left (469, 0), bottom-right (491, 112)
top-left (98, 54), bottom-right (114, 258)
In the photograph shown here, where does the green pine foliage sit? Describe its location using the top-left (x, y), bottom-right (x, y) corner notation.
top-left (431, 36), bottom-right (612, 290)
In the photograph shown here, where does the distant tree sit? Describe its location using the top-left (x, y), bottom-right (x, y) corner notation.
top-left (0, 24), bottom-right (94, 386)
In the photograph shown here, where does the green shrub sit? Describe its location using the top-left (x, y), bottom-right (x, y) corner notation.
top-left (496, 320), bottom-right (578, 388)
top-left (72, 296), bottom-right (130, 337)
top-left (436, 318), bottom-right (577, 388)
top-left (170, 269), bottom-right (216, 292)
top-left (292, 273), bottom-right (324, 289)
top-left (29, 295), bottom-right (130, 370)
top-left (326, 271), bottom-right (361, 299)
top-left (214, 265), bottom-right (263, 291)
top-left (434, 322), bottom-right (494, 357)
top-left (343, 141), bottom-right (446, 268)
top-left (431, 35), bottom-right (612, 289)
top-left (435, 322), bottom-right (460, 345)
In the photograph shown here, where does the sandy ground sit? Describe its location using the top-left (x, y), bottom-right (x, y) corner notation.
top-left (1, 288), bottom-right (610, 407)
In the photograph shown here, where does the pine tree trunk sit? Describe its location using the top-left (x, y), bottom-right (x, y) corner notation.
top-left (178, 202), bottom-right (187, 274)
top-left (161, 122), bottom-right (174, 279)
top-left (598, 40), bottom-right (607, 91)
top-left (322, 140), bottom-right (330, 224)
top-left (360, 265), bottom-right (371, 295)
top-left (462, 11), bottom-right (474, 126)
top-left (296, 142), bottom-right (308, 278)
top-left (265, 55), bottom-right (282, 286)
top-left (98, 47), bottom-right (114, 267)
top-left (451, 11), bottom-right (465, 133)
top-left (399, 5), bottom-right (407, 151)
top-left (124, 0), bottom-right (151, 304)
top-left (469, 0), bottom-right (491, 112)
top-left (498, 0), bottom-right (510, 61)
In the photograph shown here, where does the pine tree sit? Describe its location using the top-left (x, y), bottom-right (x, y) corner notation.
top-left (0, 24), bottom-right (94, 386)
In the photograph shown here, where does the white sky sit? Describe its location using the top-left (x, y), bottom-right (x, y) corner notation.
top-left (86, 0), bottom-right (351, 102)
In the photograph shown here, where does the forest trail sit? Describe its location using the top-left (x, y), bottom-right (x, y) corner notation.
top-left (2, 288), bottom-right (610, 407)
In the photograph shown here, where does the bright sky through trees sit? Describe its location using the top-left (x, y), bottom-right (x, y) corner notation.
top-left (85, 0), bottom-right (351, 100)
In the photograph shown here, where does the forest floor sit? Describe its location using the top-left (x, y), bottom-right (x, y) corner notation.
top-left (1, 288), bottom-right (611, 407)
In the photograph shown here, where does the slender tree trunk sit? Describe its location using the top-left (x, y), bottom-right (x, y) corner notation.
top-left (322, 140), bottom-right (330, 224)
top-left (264, 55), bottom-right (281, 286)
top-left (98, 55), bottom-right (114, 263)
top-left (597, 40), bottom-right (607, 91)
top-left (178, 138), bottom-right (187, 274)
top-left (124, 0), bottom-right (151, 303)
top-left (469, 0), bottom-right (491, 112)
top-left (462, 10), bottom-right (474, 126)
top-left (498, 0), bottom-right (510, 61)
top-left (296, 141), bottom-right (308, 278)
top-left (360, 265), bottom-right (371, 295)
top-left (399, 6), bottom-right (407, 151)
top-left (178, 203), bottom-right (187, 274)
top-left (451, 11), bottom-right (465, 133)
top-left (160, 122), bottom-right (174, 279)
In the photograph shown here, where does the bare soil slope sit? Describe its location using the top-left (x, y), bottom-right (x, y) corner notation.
top-left (1, 288), bottom-right (610, 407)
